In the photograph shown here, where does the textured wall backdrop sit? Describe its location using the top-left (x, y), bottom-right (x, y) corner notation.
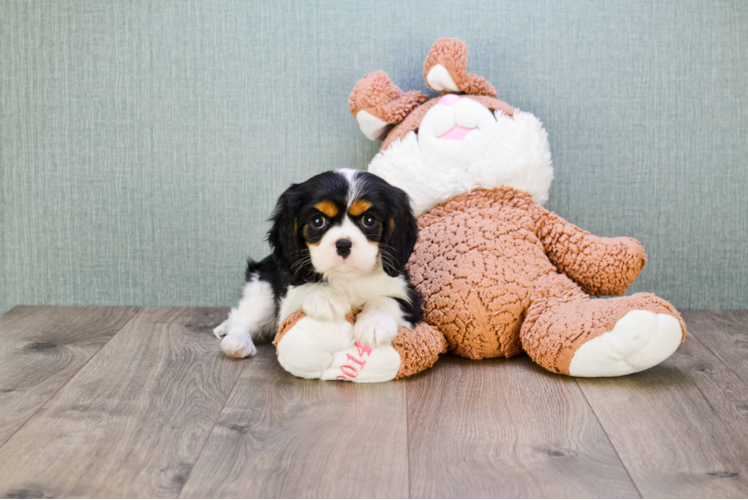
top-left (1, 0), bottom-right (747, 315)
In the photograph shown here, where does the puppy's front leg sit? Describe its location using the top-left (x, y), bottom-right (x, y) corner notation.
top-left (353, 296), bottom-right (411, 347)
top-left (303, 285), bottom-right (350, 321)
top-left (279, 284), bottom-right (351, 323)
top-left (215, 278), bottom-right (276, 358)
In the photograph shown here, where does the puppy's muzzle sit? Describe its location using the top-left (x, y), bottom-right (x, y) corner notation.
top-left (335, 239), bottom-right (352, 258)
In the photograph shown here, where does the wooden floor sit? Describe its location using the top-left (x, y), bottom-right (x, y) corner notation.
top-left (0, 308), bottom-right (747, 498)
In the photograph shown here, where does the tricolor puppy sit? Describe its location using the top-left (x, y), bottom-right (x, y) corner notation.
top-left (214, 169), bottom-right (422, 358)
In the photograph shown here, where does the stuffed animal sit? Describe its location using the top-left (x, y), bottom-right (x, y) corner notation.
top-left (344, 38), bottom-right (687, 377)
top-left (275, 38), bottom-right (686, 381)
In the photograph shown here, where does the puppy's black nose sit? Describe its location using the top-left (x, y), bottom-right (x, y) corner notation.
top-left (335, 239), bottom-right (352, 258)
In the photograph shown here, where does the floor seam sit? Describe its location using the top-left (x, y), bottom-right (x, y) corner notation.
top-left (405, 379), bottom-right (412, 500)
top-left (177, 356), bottom-right (247, 499)
top-left (575, 379), bottom-right (644, 499)
top-left (0, 306), bottom-right (142, 451)
top-left (689, 326), bottom-right (748, 387)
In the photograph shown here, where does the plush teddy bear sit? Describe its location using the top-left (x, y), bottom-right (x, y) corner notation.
top-left (345, 38), bottom-right (686, 377)
top-left (275, 38), bottom-right (686, 381)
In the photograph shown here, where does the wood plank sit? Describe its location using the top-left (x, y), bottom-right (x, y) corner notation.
top-left (577, 334), bottom-right (748, 498)
top-left (682, 310), bottom-right (748, 384)
top-left (180, 344), bottom-right (409, 499)
top-left (406, 354), bottom-right (639, 498)
top-left (0, 306), bottom-right (139, 446)
top-left (0, 307), bottom-right (244, 499)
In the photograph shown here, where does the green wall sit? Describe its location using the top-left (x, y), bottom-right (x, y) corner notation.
top-left (2, 0), bottom-right (747, 315)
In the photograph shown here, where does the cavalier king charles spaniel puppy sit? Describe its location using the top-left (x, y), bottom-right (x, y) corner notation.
top-left (214, 169), bottom-right (422, 358)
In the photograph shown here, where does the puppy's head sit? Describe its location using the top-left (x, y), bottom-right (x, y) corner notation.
top-left (268, 169), bottom-right (417, 282)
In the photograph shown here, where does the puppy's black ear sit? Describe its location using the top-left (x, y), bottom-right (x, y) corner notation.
top-left (267, 184), bottom-right (304, 277)
top-left (381, 189), bottom-right (419, 277)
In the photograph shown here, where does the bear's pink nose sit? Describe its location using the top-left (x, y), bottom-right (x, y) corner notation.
top-left (439, 94), bottom-right (461, 106)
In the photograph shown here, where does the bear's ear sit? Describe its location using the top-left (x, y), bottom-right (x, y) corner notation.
top-left (349, 70), bottom-right (428, 141)
top-left (423, 38), bottom-right (497, 98)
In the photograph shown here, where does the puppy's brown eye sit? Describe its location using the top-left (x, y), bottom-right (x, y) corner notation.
top-left (362, 214), bottom-right (376, 228)
top-left (311, 215), bottom-right (326, 229)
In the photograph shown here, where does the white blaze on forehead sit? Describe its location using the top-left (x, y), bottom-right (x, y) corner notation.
top-left (336, 168), bottom-right (365, 207)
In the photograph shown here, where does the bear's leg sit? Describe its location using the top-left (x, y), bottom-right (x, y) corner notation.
top-left (390, 322), bottom-right (448, 379)
top-left (274, 311), bottom-right (448, 382)
top-left (520, 273), bottom-right (686, 377)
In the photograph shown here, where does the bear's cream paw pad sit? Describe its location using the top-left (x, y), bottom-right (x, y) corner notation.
top-left (321, 343), bottom-right (402, 383)
top-left (568, 310), bottom-right (683, 377)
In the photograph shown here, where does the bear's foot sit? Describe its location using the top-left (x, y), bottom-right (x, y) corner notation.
top-left (521, 288), bottom-right (687, 377)
top-left (273, 311), bottom-right (446, 382)
top-left (568, 310), bottom-right (683, 377)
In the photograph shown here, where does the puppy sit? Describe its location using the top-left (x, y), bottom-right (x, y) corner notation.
top-left (214, 169), bottom-right (422, 358)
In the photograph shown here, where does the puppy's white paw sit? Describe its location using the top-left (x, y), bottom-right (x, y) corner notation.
top-left (353, 311), bottom-right (399, 347)
top-left (220, 330), bottom-right (257, 358)
top-left (303, 289), bottom-right (350, 321)
top-left (213, 319), bottom-right (230, 339)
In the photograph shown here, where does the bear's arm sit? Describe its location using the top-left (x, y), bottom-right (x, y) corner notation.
top-left (529, 203), bottom-right (647, 297)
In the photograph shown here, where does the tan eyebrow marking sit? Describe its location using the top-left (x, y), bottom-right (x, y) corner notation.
top-left (314, 200), bottom-right (338, 218)
top-left (349, 199), bottom-right (372, 217)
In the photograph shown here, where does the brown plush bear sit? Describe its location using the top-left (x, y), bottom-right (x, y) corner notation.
top-left (348, 38), bottom-right (686, 377)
